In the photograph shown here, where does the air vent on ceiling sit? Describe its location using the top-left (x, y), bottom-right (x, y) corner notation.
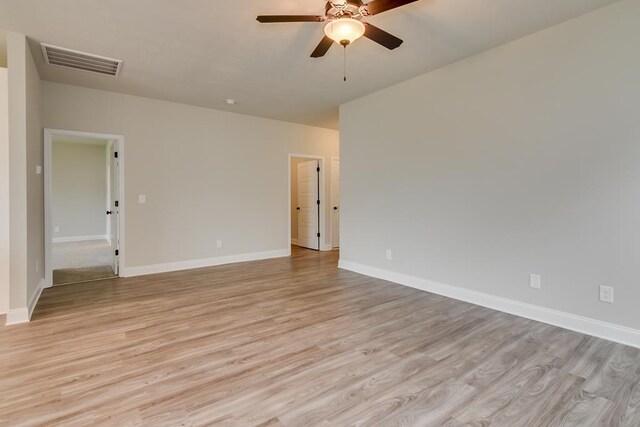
top-left (40, 43), bottom-right (122, 77)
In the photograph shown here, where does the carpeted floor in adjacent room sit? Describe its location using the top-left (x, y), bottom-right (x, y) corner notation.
top-left (52, 239), bottom-right (116, 286)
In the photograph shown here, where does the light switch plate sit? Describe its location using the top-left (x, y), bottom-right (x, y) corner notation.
top-left (36, 165), bottom-right (42, 175)
top-left (530, 274), bottom-right (541, 289)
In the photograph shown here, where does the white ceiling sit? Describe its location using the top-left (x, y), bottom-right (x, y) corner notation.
top-left (0, 0), bottom-right (619, 129)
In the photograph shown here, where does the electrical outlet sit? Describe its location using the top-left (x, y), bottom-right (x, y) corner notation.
top-left (216, 240), bottom-right (223, 249)
top-left (54, 226), bottom-right (60, 233)
top-left (138, 194), bottom-right (146, 204)
top-left (529, 274), bottom-right (541, 289)
top-left (36, 165), bottom-right (42, 175)
top-left (599, 286), bottom-right (614, 304)
top-left (385, 249), bottom-right (392, 260)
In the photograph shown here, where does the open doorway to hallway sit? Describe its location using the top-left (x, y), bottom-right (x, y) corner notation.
top-left (288, 154), bottom-right (340, 253)
top-left (45, 130), bottom-right (124, 287)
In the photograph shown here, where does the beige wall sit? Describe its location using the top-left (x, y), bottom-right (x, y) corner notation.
top-left (0, 67), bottom-right (9, 314)
top-left (52, 141), bottom-right (107, 239)
top-left (340, 0), bottom-right (640, 331)
top-left (7, 32), bottom-right (27, 310)
top-left (7, 32), bottom-right (43, 314)
top-left (42, 82), bottom-right (339, 269)
top-left (25, 35), bottom-right (43, 309)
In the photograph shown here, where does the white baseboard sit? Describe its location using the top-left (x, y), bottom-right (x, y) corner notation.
top-left (5, 308), bottom-right (29, 325)
top-left (53, 234), bottom-right (108, 243)
top-left (122, 249), bottom-right (291, 278)
top-left (5, 278), bottom-right (45, 326)
top-left (338, 259), bottom-right (640, 349)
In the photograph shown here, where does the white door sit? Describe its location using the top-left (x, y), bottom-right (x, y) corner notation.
top-left (297, 160), bottom-right (320, 250)
top-left (331, 158), bottom-right (340, 248)
top-left (109, 141), bottom-right (120, 275)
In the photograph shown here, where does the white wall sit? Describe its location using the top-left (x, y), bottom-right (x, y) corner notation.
top-left (52, 141), bottom-right (107, 240)
top-left (25, 36), bottom-right (43, 308)
top-left (42, 82), bottom-right (339, 271)
top-left (6, 32), bottom-right (43, 320)
top-left (0, 67), bottom-right (9, 314)
top-left (340, 0), bottom-right (640, 334)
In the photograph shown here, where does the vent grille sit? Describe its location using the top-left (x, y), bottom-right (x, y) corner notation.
top-left (40, 43), bottom-right (122, 77)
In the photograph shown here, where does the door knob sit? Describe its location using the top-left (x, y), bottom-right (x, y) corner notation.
top-left (106, 211), bottom-right (112, 215)
top-left (333, 207), bottom-right (338, 210)
top-left (296, 207), bottom-right (301, 210)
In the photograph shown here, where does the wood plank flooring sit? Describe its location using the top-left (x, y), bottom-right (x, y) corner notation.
top-left (1, 247), bottom-right (639, 426)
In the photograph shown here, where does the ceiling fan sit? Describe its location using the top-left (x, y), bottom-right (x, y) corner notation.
top-left (256, 0), bottom-right (420, 58)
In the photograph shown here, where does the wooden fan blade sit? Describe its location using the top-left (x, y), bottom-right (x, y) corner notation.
top-left (364, 0), bottom-right (420, 15)
top-left (311, 36), bottom-right (334, 58)
top-left (364, 23), bottom-right (403, 50)
top-left (256, 15), bottom-right (325, 23)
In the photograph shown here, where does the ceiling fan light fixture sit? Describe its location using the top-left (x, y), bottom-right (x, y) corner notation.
top-left (324, 18), bottom-right (365, 46)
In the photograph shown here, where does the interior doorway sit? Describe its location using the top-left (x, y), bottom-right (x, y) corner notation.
top-left (289, 154), bottom-right (325, 252)
top-left (44, 129), bottom-right (124, 287)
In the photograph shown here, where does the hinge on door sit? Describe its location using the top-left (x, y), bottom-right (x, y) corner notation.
top-left (114, 152), bottom-right (119, 158)
top-left (115, 200), bottom-right (119, 207)
top-left (317, 166), bottom-right (320, 172)
top-left (317, 233), bottom-right (321, 238)
top-left (317, 200), bottom-right (320, 205)
top-left (115, 249), bottom-right (119, 256)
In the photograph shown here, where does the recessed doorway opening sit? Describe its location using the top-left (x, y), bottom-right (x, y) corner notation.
top-left (288, 154), bottom-right (333, 254)
top-left (44, 129), bottom-right (125, 287)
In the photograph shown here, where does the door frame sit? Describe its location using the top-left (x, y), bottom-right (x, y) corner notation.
top-left (330, 156), bottom-right (340, 249)
top-left (288, 154), bottom-right (327, 252)
top-left (43, 128), bottom-right (126, 288)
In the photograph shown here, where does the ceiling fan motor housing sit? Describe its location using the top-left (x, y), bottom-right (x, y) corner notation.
top-left (326, 1), bottom-right (365, 20)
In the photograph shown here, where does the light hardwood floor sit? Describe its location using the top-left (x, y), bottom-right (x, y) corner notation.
top-left (1, 247), bottom-right (639, 426)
